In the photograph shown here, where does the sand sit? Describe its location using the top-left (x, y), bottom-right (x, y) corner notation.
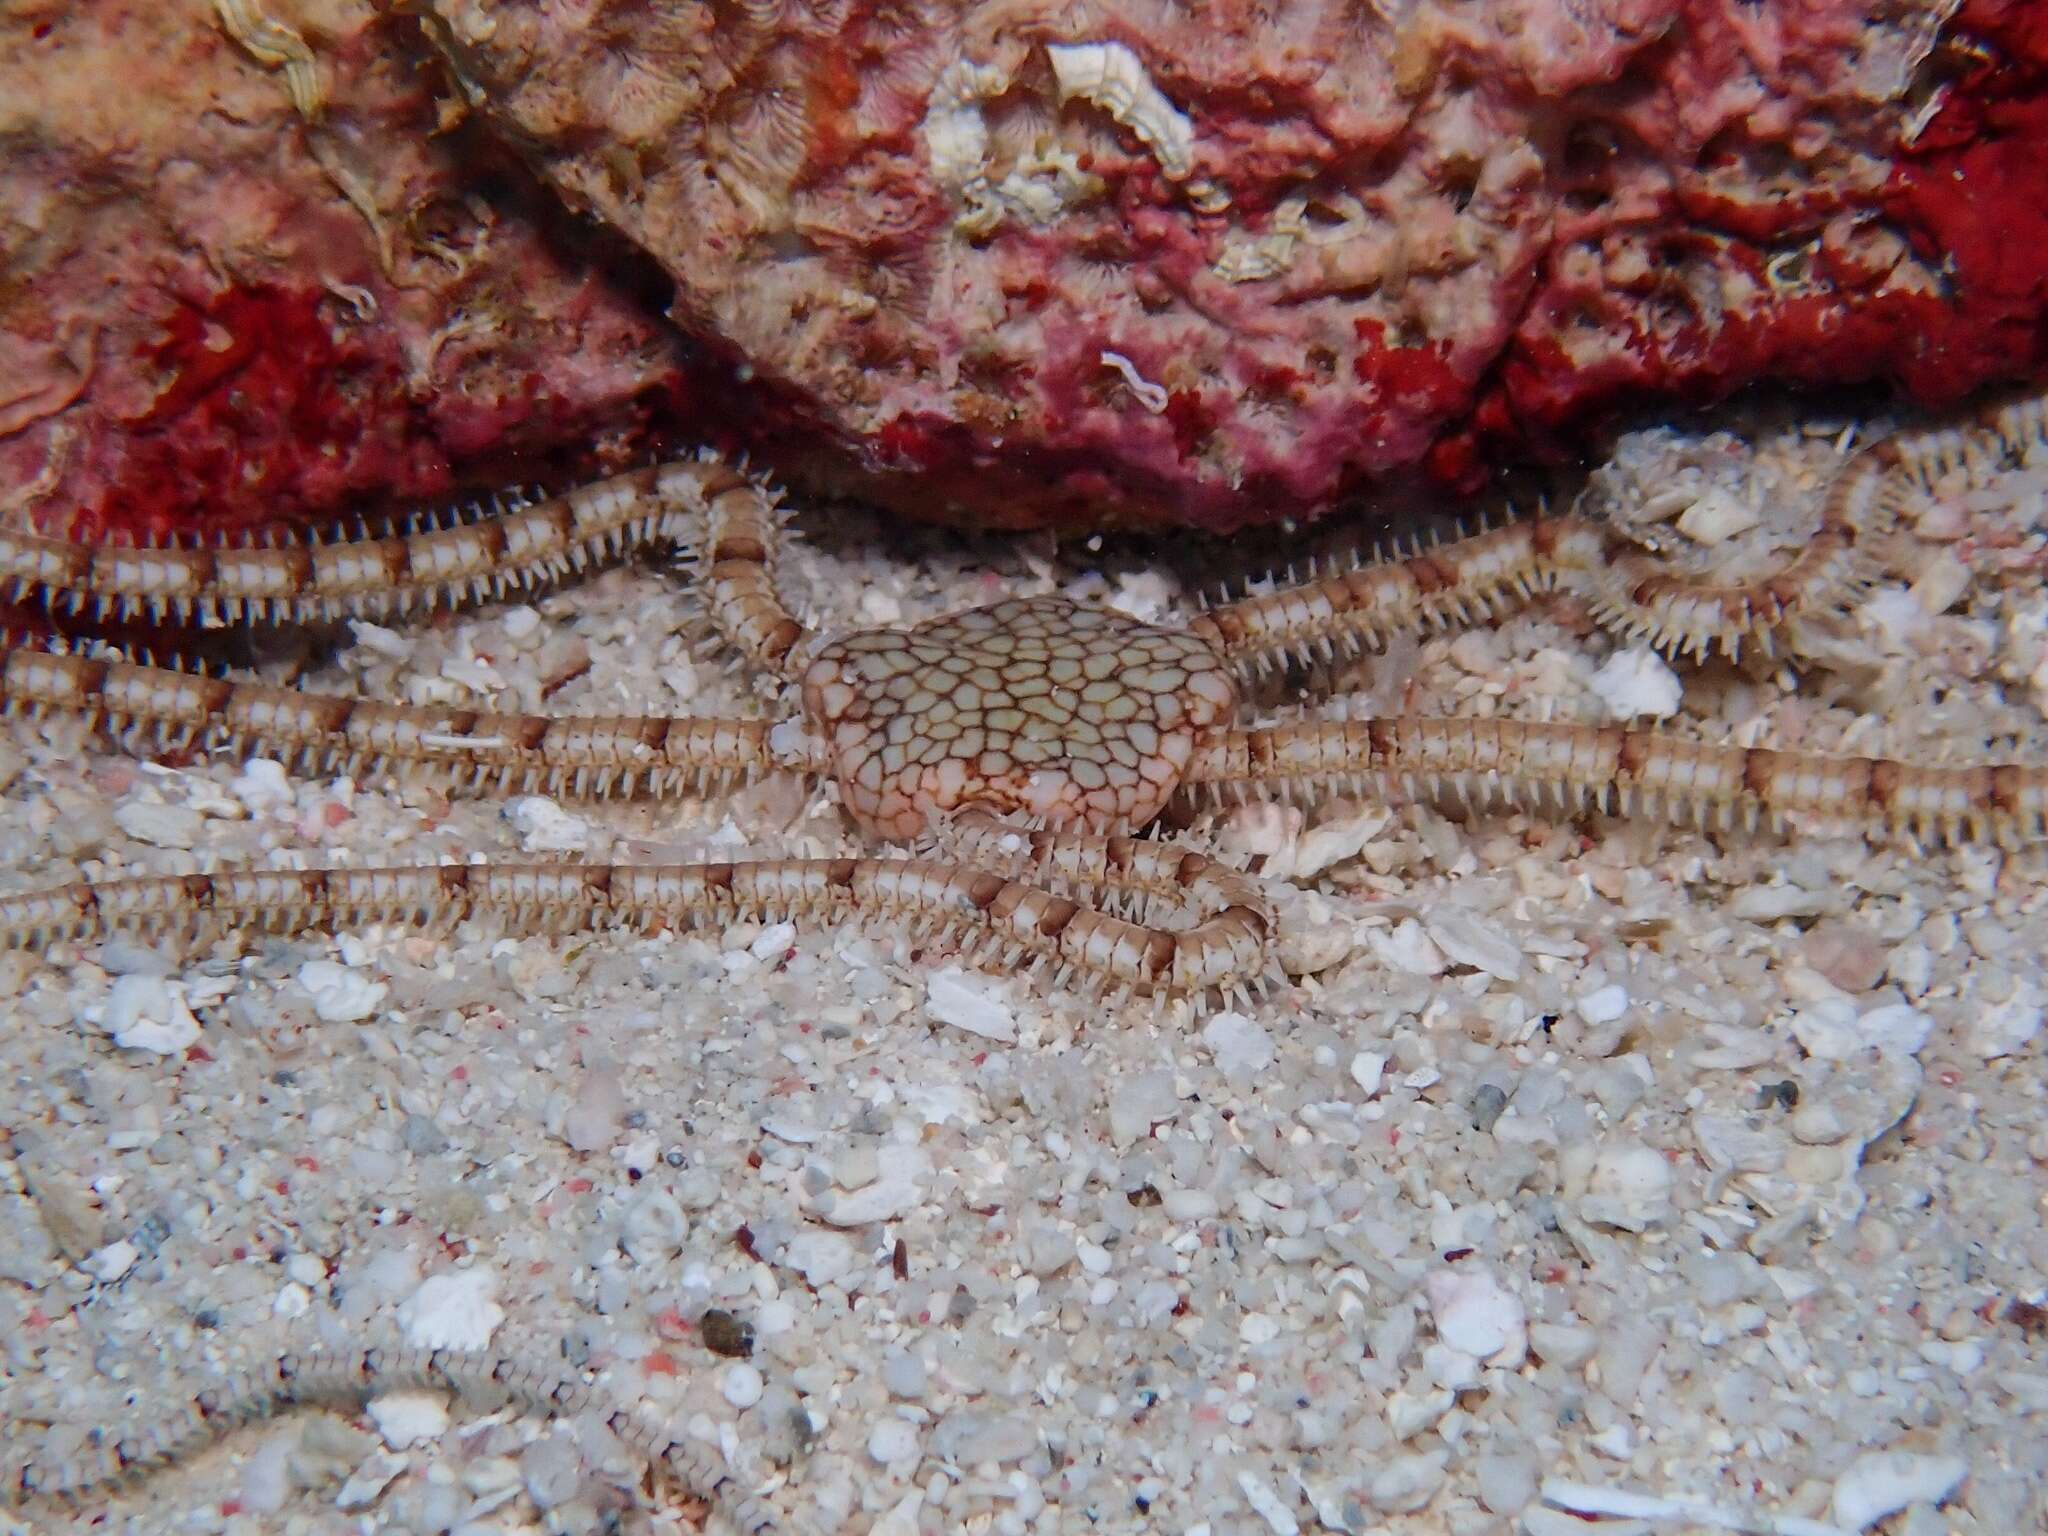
top-left (3, 399), bottom-right (2045, 1536)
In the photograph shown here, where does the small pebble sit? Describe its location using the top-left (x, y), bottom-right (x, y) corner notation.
top-left (722, 1362), bottom-right (765, 1409)
top-left (1108, 1069), bottom-right (1177, 1146)
top-left (1965, 998), bottom-right (2042, 1060)
top-left (335, 1448), bottom-right (407, 1510)
top-left (507, 795), bottom-right (592, 852)
top-left (1575, 984), bottom-right (1630, 1026)
top-left (1675, 485), bottom-right (1761, 544)
top-left (1349, 1051), bottom-right (1387, 1096)
top-left (1589, 648), bottom-right (1681, 719)
top-left (113, 799), bottom-right (203, 849)
top-left (1578, 1139), bottom-right (1674, 1231)
top-left (868, 1419), bottom-right (921, 1466)
top-left (1162, 1189), bottom-right (1219, 1221)
top-left (701, 1309), bottom-right (755, 1358)
top-left (84, 1241), bottom-right (139, 1282)
top-left (296, 959), bottom-right (387, 1024)
top-left (1202, 1011), bottom-right (1276, 1076)
top-left (881, 1348), bottom-right (927, 1399)
top-left (1528, 1322), bottom-right (1598, 1370)
top-left (1424, 908), bottom-right (1524, 982)
top-left (367, 1392), bottom-right (450, 1449)
top-left (230, 758), bottom-right (294, 814)
top-left (99, 975), bottom-right (200, 1054)
top-left (1425, 1266), bottom-right (1528, 1365)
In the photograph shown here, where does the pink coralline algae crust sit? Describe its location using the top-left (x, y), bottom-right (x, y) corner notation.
top-left (1469, 0), bottom-right (2048, 478)
top-left (0, 1), bottom-right (709, 545)
top-left (421, 0), bottom-right (2048, 530)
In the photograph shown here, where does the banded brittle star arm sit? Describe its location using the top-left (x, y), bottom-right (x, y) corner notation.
top-left (0, 853), bottom-right (1274, 1002)
top-left (0, 457), bottom-right (815, 678)
top-left (1191, 394), bottom-right (2048, 676)
top-left (0, 1341), bottom-right (779, 1535)
top-left (1184, 719), bottom-right (2048, 846)
top-left (934, 810), bottom-right (1278, 1002)
top-left (2, 646), bottom-right (806, 800)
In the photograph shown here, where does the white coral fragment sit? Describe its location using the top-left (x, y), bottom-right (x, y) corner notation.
top-left (1214, 207), bottom-right (1302, 283)
top-left (1045, 41), bottom-right (1197, 181)
top-left (922, 60), bottom-right (1009, 193)
top-left (398, 1267), bottom-right (504, 1351)
top-left (95, 974), bottom-right (202, 1055)
top-left (1589, 647), bottom-right (1682, 720)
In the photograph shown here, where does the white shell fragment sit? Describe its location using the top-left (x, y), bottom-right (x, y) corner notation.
top-left (230, 757), bottom-right (294, 814)
top-left (1424, 1266), bottom-right (1528, 1367)
top-left (722, 1363), bottom-right (766, 1409)
top-left (868, 1419), bottom-right (921, 1466)
top-left (1202, 1011), bottom-right (1276, 1076)
top-left (367, 1392), bottom-right (451, 1449)
top-left (1575, 1139), bottom-right (1675, 1231)
top-left (1589, 647), bottom-right (1683, 719)
top-left (397, 1267), bottom-right (504, 1351)
top-left (113, 799), bottom-right (204, 849)
top-left (1575, 983), bottom-right (1630, 1026)
top-left (1236, 1468), bottom-right (1301, 1535)
top-left (1965, 997), bottom-right (2042, 1059)
top-left (926, 967), bottom-right (1017, 1042)
top-left (1830, 1449), bottom-right (1968, 1530)
top-left (84, 1240), bottom-right (140, 1282)
top-left (1791, 999), bottom-right (1932, 1060)
top-left (507, 795), bottom-right (592, 852)
top-left (1424, 907), bottom-right (1524, 981)
top-left (334, 1448), bottom-right (408, 1510)
top-left (804, 1144), bottom-right (931, 1227)
top-left (1675, 486), bottom-right (1762, 544)
top-left (96, 974), bottom-right (201, 1055)
top-left (296, 959), bottom-right (388, 1024)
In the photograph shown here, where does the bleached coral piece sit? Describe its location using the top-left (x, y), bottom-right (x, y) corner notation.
top-left (921, 59), bottom-right (1009, 192)
top-left (397, 1267), bottom-right (504, 1351)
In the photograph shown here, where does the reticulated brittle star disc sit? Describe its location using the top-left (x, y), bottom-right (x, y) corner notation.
top-left (801, 595), bottom-right (1239, 840)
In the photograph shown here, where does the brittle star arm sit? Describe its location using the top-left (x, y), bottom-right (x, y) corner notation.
top-left (1, 646), bottom-right (808, 799)
top-left (1, 1342), bottom-right (779, 1535)
top-left (934, 810), bottom-right (1277, 1001)
top-left (0, 456), bottom-right (814, 679)
top-left (1184, 720), bottom-right (2048, 845)
top-left (1190, 393), bottom-right (2048, 678)
top-left (0, 854), bottom-right (1273, 1002)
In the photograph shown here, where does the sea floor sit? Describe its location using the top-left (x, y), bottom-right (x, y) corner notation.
top-left (3, 399), bottom-right (2047, 1535)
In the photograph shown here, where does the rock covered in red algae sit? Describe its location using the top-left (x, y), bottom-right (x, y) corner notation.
top-left (418, 0), bottom-right (2048, 530)
top-left (0, 0), bottom-right (702, 544)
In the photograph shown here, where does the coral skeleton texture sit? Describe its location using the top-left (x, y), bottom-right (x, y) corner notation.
top-left (5, 0), bottom-right (2048, 535)
top-left (0, 1), bottom-right (703, 545)
top-left (414, 0), bottom-right (2048, 527)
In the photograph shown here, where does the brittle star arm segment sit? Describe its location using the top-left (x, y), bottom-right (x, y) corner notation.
top-left (0, 1343), bottom-right (779, 1534)
top-left (1184, 720), bottom-right (2048, 845)
top-left (0, 854), bottom-right (1272, 1001)
top-left (936, 810), bottom-right (1277, 1000)
top-left (1, 646), bottom-right (809, 799)
top-left (0, 457), bottom-right (815, 676)
top-left (1191, 395), bottom-right (2048, 678)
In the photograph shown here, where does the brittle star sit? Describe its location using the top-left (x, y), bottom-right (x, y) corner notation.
top-left (3, 393), bottom-right (2047, 1527)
